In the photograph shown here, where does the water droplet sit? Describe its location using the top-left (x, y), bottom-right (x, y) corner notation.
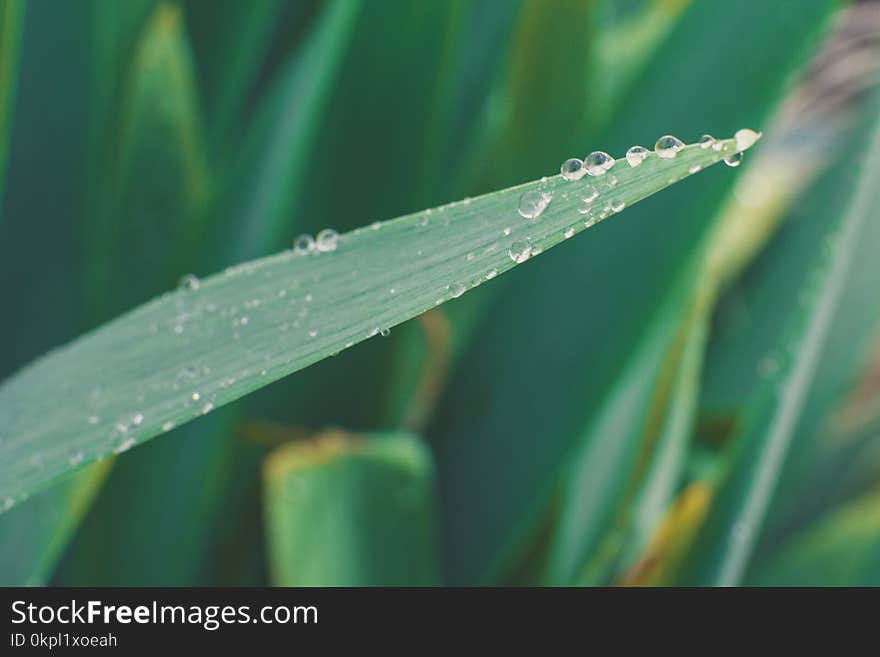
top-left (68, 450), bottom-right (85, 466)
top-left (485, 269), bottom-right (498, 280)
top-left (316, 229), bottom-right (339, 252)
top-left (517, 190), bottom-right (552, 219)
top-left (2, 498), bottom-right (13, 512)
top-left (114, 437), bottom-right (136, 454)
top-left (179, 274), bottom-right (200, 291)
top-left (449, 282), bottom-right (466, 298)
top-left (611, 199), bottom-right (625, 213)
top-left (560, 158), bottom-right (586, 181)
top-left (578, 200), bottom-right (592, 215)
top-left (626, 145), bottom-right (648, 167)
top-left (201, 402), bottom-right (214, 415)
top-left (688, 164), bottom-right (702, 174)
top-left (293, 234), bottom-right (315, 255)
top-left (87, 415), bottom-right (100, 425)
top-left (308, 329), bottom-right (318, 337)
top-left (582, 185), bottom-right (599, 202)
top-left (699, 134), bottom-right (716, 149)
top-left (564, 226), bottom-right (575, 239)
top-left (584, 151), bottom-right (614, 176)
top-left (162, 421), bottom-right (175, 432)
top-left (735, 128), bottom-right (760, 151)
top-left (380, 328), bottom-right (391, 337)
top-left (723, 152), bottom-right (743, 167)
top-left (712, 141), bottom-right (724, 152)
top-left (509, 240), bottom-right (532, 263)
top-left (655, 135), bottom-right (684, 159)
top-left (192, 392), bottom-right (201, 401)
top-left (503, 226), bottom-right (512, 236)
top-left (132, 413), bottom-right (143, 426)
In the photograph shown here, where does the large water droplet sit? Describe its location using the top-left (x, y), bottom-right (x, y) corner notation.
top-left (508, 240), bottom-right (532, 263)
top-left (560, 158), bottom-right (586, 181)
top-left (584, 151), bottom-right (614, 176)
top-left (293, 234), bottom-right (315, 255)
top-left (625, 145), bottom-right (648, 167)
top-left (655, 135), bottom-right (684, 159)
top-left (179, 274), bottom-right (200, 291)
top-left (316, 229), bottom-right (339, 252)
top-left (735, 128), bottom-right (760, 151)
top-left (723, 152), bottom-right (743, 167)
top-left (517, 190), bottom-right (552, 219)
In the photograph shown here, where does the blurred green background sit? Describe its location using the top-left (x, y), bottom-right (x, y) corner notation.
top-left (1, 0), bottom-right (880, 586)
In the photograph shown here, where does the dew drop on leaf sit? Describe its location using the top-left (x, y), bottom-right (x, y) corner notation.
top-left (508, 240), bottom-right (532, 263)
top-left (517, 190), bottom-right (552, 219)
top-left (560, 158), bottom-right (586, 181)
top-left (583, 151), bottom-right (614, 176)
top-left (724, 152), bottom-right (743, 167)
top-left (179, 274), bottom-right (200, 291)
top-left (316, 229), bottom-right (339, 252)
top-left (655, 135), bottom-right (684, 159)
top-left (625, 145), bottom-right (648, 167)
top-left (293, 234), bottom-right (316, 255)
top-left (699, 134), bottom-right (716, 149)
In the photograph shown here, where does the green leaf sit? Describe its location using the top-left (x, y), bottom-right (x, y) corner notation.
top-left (264, 431), bottom-right (438, 586)
top-left (0, 0), bottom-right (24, 219)
top-left (0, 135), bottom-right (752, 506)
top-left (682, 89), bottom-right (880, 586)
top-left (749, 489), bottom-right (880, 586)
top-left (431, 0), bottom-right (834, 585)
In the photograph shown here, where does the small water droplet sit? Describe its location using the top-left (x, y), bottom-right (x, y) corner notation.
top-left (723, 152), bottom-right (743, 167)
top-left (517, 190), bottom-right (552, 219)
top-left (308, 329), bottom-right (318, 337)
top-left (293, 234), bottom-right (315, 254)
top-left (316, 229), bottom-right (339, 252)
top-left (584, 151), bottom-right (614, 176)
top-left (560, 158), bottom-right (586, 181)
top-left (564, 226), bottom-right (575, 239)
top-left (611, 199), bottom-right (625, 212)
top-left (68, 450), bottom-right (85, 466)
top-left (508, 240), bottom-right (532, 263)
top-left (699, 134), bottom-right (716, 149)
top-left (655, 135), bottom-right (684, 159)
top-left (179, 274), bottom-right (200, 291)
top-left (114, 437), bottom-right (136, 454)
top-left (380, 328), bottom-right (391, 337)
top-left (735, 128), bottom-right (760, 151)
top-left (449, 282), bottom-right (466, 298)
top-left (626, 145), bottom-right (648, 167)
top-left (192, 392), bottom-right (201, 401)
top-left (582, 185), bottom-right (599, 202)
top-left (485, 269), bottom-right (498, 280)
top-left (2, 498), bottom-right (13, 512)
top-left (503, 226), bottom-right (512, 236)
top-left (712, 140), bottom-right (724, 152)
top-left (132, 413), bottom-right (144, 426)
top-left (201, 402), bottom-right (214, 415)
top-left (688, 164), bottom-right (702, 174)
top-left (162, 421), bottom-right (175, 432)
top-left (87, 415), bottom-right (100, 425)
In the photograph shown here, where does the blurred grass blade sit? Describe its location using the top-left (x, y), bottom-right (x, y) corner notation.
top-left (264, 431), bottom-right (438, 585)
top-left (0, 0), bottom-right (24, 218)
top-left (684, 92), bottom-right (880, 586)
top-left (0, 462), bottom-right (109, 585)
top-left (432, 0), bottom-right (833, 585)
top-left (86, 2), bottom-right (210, 318)
top-left (219, 0), bottom-right (362, 261)
top-left (0, 135), bottom-right (750, 505)
top-left (749, 489), bottom-right (880, 586)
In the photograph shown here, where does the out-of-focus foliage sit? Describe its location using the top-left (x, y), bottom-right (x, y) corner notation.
top-left (0, 0), bottom-right (878, 587)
